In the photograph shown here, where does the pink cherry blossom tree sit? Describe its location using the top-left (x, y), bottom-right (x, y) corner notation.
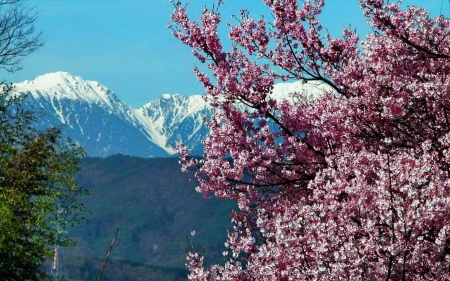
top-left (170, 0), bottom-right (450, 279)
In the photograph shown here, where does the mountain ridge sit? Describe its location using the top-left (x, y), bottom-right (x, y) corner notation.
top-left (13, 72), bottom-right (208, 157)
top-left (12, 72), bottom-right (329, 158)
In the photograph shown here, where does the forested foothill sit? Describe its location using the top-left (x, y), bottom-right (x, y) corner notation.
top-left (63, 155), bottom-right (235, 279)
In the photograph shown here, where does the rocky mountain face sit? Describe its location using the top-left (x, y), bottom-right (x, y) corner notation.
top-left (138, 94), bottom-right (209, 155)
top-left (13, 72), bottom-right (209, 157)
top-left (13, 72), bottom-right (328, 158)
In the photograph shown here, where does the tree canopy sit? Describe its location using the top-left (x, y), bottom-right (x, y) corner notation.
top-left (0, 84), bottom-right (88, 280)
top-left (172, 0), bottom-right (450, 279)
top-left (0, 1), bottom-right (87, 279)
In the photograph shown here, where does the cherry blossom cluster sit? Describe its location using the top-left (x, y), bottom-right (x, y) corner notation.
top-left (171, 0), bottom-right (450, 279)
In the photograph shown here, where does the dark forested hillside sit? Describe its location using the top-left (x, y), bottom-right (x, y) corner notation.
top-left (62, 254), bottom-right (189, 281)
top-left (62, 155), bottom-right (235, 280)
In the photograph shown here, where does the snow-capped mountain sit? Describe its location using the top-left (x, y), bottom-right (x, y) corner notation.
top-left (12, 72), bottom-right (330, 158)
top-left (14, 72), bottom-right (207, 157)
top-left (137, 94), bottom-right (209, 155)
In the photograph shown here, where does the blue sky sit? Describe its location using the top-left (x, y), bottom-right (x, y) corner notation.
top-left (4, 0), bottom-right (450, 107)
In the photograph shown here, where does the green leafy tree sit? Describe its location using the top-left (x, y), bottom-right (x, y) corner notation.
top-left (0, 84), bottom-right (88, 280)
top-left (0, 1), bottom-right (80, 280)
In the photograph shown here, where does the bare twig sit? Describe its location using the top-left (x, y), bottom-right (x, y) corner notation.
top-left (98, 228), bottom-right (119, 281)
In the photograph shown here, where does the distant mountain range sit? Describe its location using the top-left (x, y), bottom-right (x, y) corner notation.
top-left (13, 72), bottom-right (328, 158)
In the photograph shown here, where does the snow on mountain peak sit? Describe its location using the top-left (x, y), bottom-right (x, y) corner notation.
top-left (11, 72), bottom-right (334, 158)
top-left (14, 72), bottom-right (118, 108)
top-left (20, 71), bottom-right (84, 89)
top-left (34, 71), bottom-right (77, 85)
top-left (270, 80), bottom-right (333, 102)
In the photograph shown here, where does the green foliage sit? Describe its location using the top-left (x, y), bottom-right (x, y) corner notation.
top-left (0, 84), bottom-right (88, 280)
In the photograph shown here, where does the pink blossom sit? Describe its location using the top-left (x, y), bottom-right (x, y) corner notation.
top-left (171, 0), bottom-right (450, 279)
